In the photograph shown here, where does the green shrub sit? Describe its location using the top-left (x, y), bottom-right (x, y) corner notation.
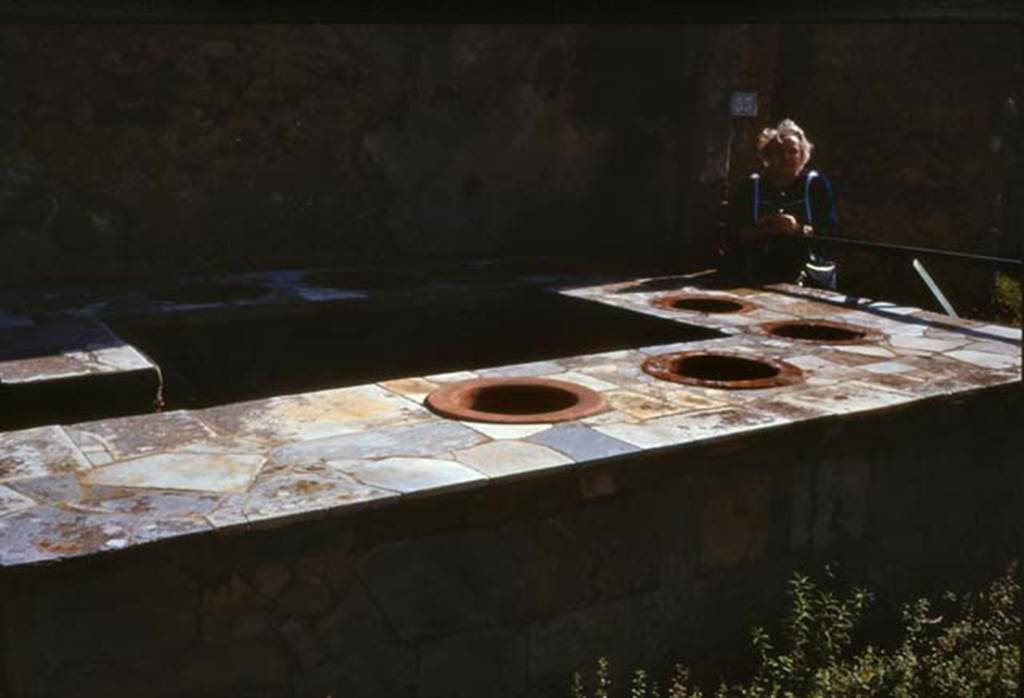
top-left (991, 272), bottom-right (1022, 326)
top-left (570, 562), bottom-right (1020, 698)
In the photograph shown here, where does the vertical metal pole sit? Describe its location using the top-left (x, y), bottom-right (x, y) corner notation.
top-left (911, 258), bottom-right (958, 318)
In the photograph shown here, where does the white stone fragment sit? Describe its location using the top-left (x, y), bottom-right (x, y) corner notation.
top-left (461, 422), bottom-right (553, 440)
top-left (0, 484), bottom-right (36, 517)
top-left (551, 371), bottom-right (618, 391)
top-left (93, 344), bottom-right (156, 371)
top-left (785, 354), bottom-right (844, 372)
top-left (834, 345), bottom-right (897, 358)
top-left (341, 457), bottom-right (486, 496)
top-left (888, 335), bottom-right (965, 353)
top-left (946, 350), bottom-right (1019, 370)
top-left (454, 440), bottom-right (573, 479)
top-left (424, 370), bottom-right (479, 383)
top-left (862, 361), bottom-right (916, 375)
top-left (976, 324), bottom-right (1022, 341)
top-left (592, 422), bottom-right (686, 450)
top-left (84, 452), bottom-right (266, 493)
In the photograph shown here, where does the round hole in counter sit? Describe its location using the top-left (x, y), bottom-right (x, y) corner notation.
top-left (651, 294), bottom-right (755, 314)
top-left (758, 319), bottom-right (880, 344)
top-left (642, 351), bottom-right (803, 390)
top-left (425, 377), bottom-right (607, 423)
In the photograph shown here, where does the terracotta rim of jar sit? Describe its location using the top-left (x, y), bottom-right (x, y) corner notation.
top-left (755, 319), bottom-right (883, 344)
top-left (425, 377), bottom-right (608, 424)
top-left (641, 350), bottom-right (804, 390)
top-left (650, 293), bottom-right (757, 314)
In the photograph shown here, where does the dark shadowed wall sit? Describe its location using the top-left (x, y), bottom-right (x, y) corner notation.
top-left (1, 24), bottom-right (1020, 300)
top-left (0, 25), bottom-right (727, 285)
top-left (766, 24), bottom-right (1022, 314)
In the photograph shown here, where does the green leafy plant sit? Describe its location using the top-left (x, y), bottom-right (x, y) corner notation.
top-left (991, 272), bottom-right (1022, 326)
top-left (570, 562), bottom-right (1020, 698)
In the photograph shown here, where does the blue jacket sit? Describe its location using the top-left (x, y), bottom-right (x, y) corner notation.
top-left (725, 168), bottom-right (839, 284)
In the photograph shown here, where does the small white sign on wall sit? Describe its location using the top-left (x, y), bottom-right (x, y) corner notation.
top-left (730, 91), bottom-right (758, 117)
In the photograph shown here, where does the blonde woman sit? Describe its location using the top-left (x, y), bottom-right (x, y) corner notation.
top-left (725, 118), bottom-right (839, 290)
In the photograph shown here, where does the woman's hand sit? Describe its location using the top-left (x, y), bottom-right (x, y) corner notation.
top-left (757, 213), bottom-right (801, 236)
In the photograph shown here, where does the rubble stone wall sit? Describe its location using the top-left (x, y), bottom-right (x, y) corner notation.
top-left (0, 25), bottom-right (727, 286)
top-left (1, 24), bottom-right (1019, 308)
top-left (2, 385), bottom-right (1019, 698)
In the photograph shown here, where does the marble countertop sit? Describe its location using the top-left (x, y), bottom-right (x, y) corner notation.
top-left (1, 278), bottom-right (1019, 568)
top-left (0, 318), bottom-right (156, 386)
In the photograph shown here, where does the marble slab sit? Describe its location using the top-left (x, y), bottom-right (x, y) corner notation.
top-left (1, 275), bottom-right (1018, 568)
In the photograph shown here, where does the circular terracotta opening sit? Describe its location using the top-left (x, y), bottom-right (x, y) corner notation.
top-left (306, 269), bottom-right (424, 290)
top-left (425, 377), bottom-right (607, 423)
top-left (652, 294), bottom-right (755, 314)
top-left (153, 282), bottom-right (267, 304)
top-left (759, 320), bottom-right (879, 344)
top-left (642, 351), bottom-right (803, 390)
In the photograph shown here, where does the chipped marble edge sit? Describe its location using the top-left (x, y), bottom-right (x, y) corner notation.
top-left (0, 322), bottom-right (160, 383)
top-left (0, 362), bottom-right (160, 386)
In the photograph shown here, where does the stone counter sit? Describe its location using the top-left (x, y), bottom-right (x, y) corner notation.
top-left (0, 279), bottom-right (1020, 697)
top-left (0, 263), bottom-right (607, 430)
top-left (0, 318), bottom-right (161, 431)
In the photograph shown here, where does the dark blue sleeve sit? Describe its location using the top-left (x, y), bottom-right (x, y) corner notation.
top-left (809, 173), bottom-right (838, 234)
top-left (728, 176), bottom-right (757, 230)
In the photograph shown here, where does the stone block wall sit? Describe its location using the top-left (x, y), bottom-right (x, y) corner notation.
top-left (2, 385), bottom-right (1018, 697)
top-left (0, 25), bottom-right (725, 287)
top-left (1, 23), bottom-right (1019, 301)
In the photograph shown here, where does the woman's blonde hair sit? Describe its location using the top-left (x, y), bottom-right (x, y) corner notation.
top-left (757, 118), bottom-right (814, 170)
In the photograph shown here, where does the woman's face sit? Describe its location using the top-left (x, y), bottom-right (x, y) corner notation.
top-left (764, 134), bottom-right (804, 178)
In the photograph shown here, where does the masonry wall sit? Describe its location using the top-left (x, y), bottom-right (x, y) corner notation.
top-left (765, 24), bottom-right (1023, 314)
top-left (0, 25), bottom-right (742, 286)
top-left (1, 24), bottom-right (1020, 309)
top-left (2, 385), bottom-right (1019, 698)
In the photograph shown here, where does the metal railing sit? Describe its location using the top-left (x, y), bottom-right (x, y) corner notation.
top-left (795, 234), bottom-right (1020, 318)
